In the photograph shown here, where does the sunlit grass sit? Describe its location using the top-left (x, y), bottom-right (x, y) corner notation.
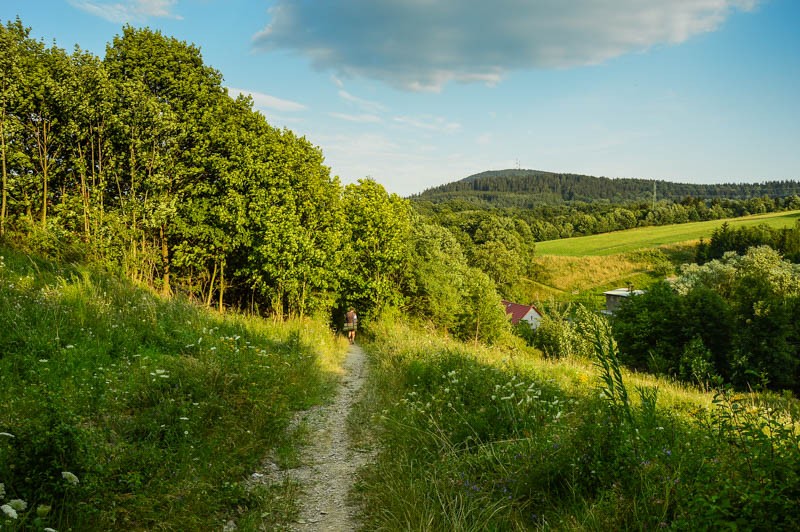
top-left (355, 319), bottom-right (800, 529)
top-left (534, 254), bottom-right (653, 293)
top-left (0, 245), bottom-right (348, 530)
top-left (536, 210), bottom-right (800, 256)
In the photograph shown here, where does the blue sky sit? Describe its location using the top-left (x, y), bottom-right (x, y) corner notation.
top-left (4, 0), bottom-right (799, 196)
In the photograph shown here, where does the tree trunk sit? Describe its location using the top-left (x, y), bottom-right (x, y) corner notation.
top-left (218, 258), bottom-right (225, 313)
top-left (0, 111), bottom-right (7, 237)
top-left (77, 142), bottom-right (90, 240)
top-left (36, 119), bottom-right (52, 229)
top-left (206, 260), bottom-right (217, 308)
top-left (160, 223), bottom-right (171, 297)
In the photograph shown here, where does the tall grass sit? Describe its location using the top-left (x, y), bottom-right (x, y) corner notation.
top-left (0, 246), bottom-right (347, 530)
top-left (355, 319), bottom-right (800, 529)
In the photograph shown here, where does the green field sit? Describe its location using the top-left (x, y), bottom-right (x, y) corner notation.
top-left (535, 210), bottom-right (800, 256)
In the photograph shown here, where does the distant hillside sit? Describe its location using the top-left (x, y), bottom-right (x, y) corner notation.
top-left (413, 169), bottom-right (800, 207)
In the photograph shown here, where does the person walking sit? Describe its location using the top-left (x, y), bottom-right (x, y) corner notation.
top-left (344, 307), bottom-right (358, 344)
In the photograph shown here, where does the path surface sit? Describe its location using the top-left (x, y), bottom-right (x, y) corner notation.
top-left (259, 343), bottom-right (371, 531)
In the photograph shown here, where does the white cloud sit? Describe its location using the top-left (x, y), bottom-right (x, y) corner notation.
top-left (338, 90), bottom-right (387, 114)
top-left (227, 87), bottom-right (307, 112)
top-left (69, 0), bottom-right (181, 23)
top-left (393, 115), bottom-right (461, 134)
top-left (253, 0), bottom-right (761, 91)
top-left (328, 112), bottom-right (382, 124)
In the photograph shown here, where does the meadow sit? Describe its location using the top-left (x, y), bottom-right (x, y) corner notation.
top-left (354, 318), bottom-right (800, 530)
top-left (525, 211), bottom-right (800, 305)
top-left (0, 246), bottom-right (348, 530)
top-left (535, 210), bottom-right (800, 256)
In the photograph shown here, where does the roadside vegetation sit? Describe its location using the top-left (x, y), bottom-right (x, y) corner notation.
top-left (0, 245), bottom-right (347, 530)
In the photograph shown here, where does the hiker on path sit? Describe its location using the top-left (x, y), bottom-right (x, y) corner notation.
top-left (344, 307), bottom-right (358, 344)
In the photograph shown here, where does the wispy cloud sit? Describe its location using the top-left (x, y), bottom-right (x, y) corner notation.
top-left (338, 90), bottom-right (387, 114)
top-left (394, 115), bottom-right (461, 134)
top-left (69, 0), bottom-right (182, 23)
top-left (328, 112), bottom-right (382, 124)
top-left (253, 0), bottom-right (761, 91)
top-left (227, 87), bottom-right (307, 112)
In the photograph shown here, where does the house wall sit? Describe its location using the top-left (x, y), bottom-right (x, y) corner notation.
top-left (522, 310), bottom-right (542, 329)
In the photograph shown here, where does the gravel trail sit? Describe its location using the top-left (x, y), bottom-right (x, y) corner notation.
top-left (250, 343), bottom-right (371, 531)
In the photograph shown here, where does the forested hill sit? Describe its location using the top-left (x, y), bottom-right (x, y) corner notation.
top-left (414, 169), bottom-right (800, 207)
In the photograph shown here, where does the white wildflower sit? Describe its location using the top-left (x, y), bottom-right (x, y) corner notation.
top-left (1, 504), bottom-right (17, 519)
top-left (61, 471), bottom-right (79, 485)
top-left (0, 432), bottom-right (14, 438)
top-left (8, 499), bottom-right (26, 511)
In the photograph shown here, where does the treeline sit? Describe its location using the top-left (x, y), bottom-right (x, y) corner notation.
top-left (0, 19), bottom-right (345, 317)
top-left (612, 246), bottom-right (800, 392)
top-left (415, 194), bottom-right (800, 242)
top-left (416, 169), bottom-right (800, 205)
top-left (0, 20), bottom-right (516, 341)
top-left (696, 221), bottom-right (800, 263)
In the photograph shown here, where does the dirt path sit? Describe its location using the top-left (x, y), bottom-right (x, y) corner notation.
top-left (258, 343), bottom-right (371, 531)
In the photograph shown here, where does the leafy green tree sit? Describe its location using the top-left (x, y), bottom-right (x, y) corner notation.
top-left (454, 269), bottom-right (510, 344)
top-left (0, 19), bottom-right (29, 235)
top-left (235, 127), bottom-right (343, 318)
top-left (105, 26), bottom-right (227, 294)
top-left (340, 179), bottom-right (411, 320)
top-left (406, 220), bottom-right (468, 332)
top-left (616, 246), bottom-right (800, 391)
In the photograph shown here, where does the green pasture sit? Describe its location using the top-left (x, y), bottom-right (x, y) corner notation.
top-left (535, 210), bottom-right (800, 256)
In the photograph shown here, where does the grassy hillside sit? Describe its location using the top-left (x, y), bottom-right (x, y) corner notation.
top-left (354, 319), bottom-right (800, 529)
top-left (0, 245), bottom-right (348, 530)
top-left (535, 210), bottom-right (800, 256)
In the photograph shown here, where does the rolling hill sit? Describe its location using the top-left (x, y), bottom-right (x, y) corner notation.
top-left (413, 169), bottom-right (800, 207)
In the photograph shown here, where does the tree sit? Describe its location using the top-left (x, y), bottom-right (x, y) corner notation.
top-left (406, 220), bottom-right (468, 332)
top-left (235, 127), bottom-right (344, 317)
top-left (0, 19), bottom-right (28, 235)
top-left (340, 179), bottom-right (411, 320)
top-left (454, 270), bottom-right (510, 345)
top-left (105, 26), bottom-right (227, 295)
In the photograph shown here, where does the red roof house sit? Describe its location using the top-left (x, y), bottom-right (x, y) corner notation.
top-left (502, 300), bottom-right (543, 329)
